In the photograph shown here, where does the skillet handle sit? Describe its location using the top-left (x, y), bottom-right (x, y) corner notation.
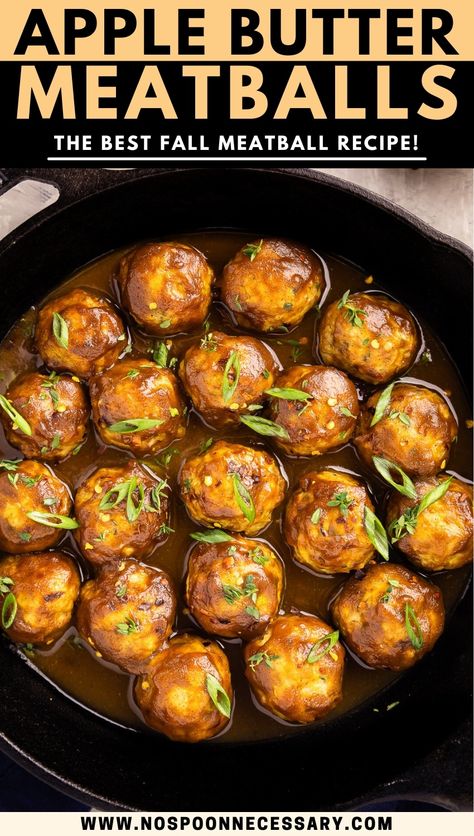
top-left (0, 168), bottom-right (169, 241)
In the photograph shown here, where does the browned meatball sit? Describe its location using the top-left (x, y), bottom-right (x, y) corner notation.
top-left (244, 613), bottom-right (344, 724)
top-left (134, 633), bottom-right (232, 741)
top-left (0, 459), bottom-right (73, 553)
top-left (355, 383), bottom-right (457, 478)
top-left (0, 552), bottom-right (80, 645)
top-left (185, 536), bottom-right (284, 639)
top-left (179, 440), bottom-right (286, 535)
top-left (90, 358), bottom-right (186, 456)
top-left (222, 238), bottom-right (324, 332)
top-left (74, 461), bottom-right (170, 566)
top-left (35, 288), bottom-right (125, 379)
top-left (119, 242), bottom-right (214, 335)
top-left (76, 559), bottom-right (176, 674)
top-left (267, 365), bottom-right (359, 456)
top-left (331, 563), bottom-right (445, 670)
top-left (179, 331), bottom-right (279, 428)
top-left (318, 292), bottom-right (419, 384)
top-left (0, 371), bottom-right (88, 461)
top-left (386, 476), bottom-right (473, 572)
top-left (284, 469), bottom-right (376, 574)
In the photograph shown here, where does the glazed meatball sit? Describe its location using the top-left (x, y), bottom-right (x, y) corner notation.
top-left (74, 461), bottom-right (170, 566)
top-left (179, 331), bottom-right (279, 428)
top-left (355, 383), bottom-right (457, 478)
top-left (244, 613), bottom-right (344, 724)
top-left (284, 469), bottom-right (376, 574)
top-left (318, 291), bottom-right (419, 384)
top-left (386, 476), bottom-right (473, 572)
top-left (267, 365), bottom-right (359, 456)
top-left (90, 357), bottom-right (186, 455)
top-left (76, 559), bottom-right (176, 674)
top-left (35, 288), bottom-right (125, 379)
top-left (0, 371), bottom-right (88, 461)
top-left (119, 242), bottom-right (214, 335)
top-left (179, 440), bottom-right (286, 535)
top-left (0, 551), bottom-right (80, 645)
top-left (222, 238), bottom-right (324, 332)
top-left (332, 563), bottom-right (445, 670)
top-left (186, 537), bottom-right (284, 639)
top-left (135, 634), bottom-right (232, 742)
top-left (0, 459), bottom-right (73, 553)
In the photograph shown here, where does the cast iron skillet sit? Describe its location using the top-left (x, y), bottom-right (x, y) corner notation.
top-left (0, 167), bottom-right (472, 811)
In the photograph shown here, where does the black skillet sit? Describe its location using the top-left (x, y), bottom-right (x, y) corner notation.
top-left (0, 167), bottom-right (472, 811)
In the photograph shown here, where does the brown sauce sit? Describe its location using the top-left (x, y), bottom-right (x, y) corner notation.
top-left (0, 231), bottom-right (472, 743)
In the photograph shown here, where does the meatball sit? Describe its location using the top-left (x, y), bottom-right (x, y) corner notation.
top-left (118, 242), bottom-right (214, 336)
top-left (179, 440), bottom-right (286, 535)
top-left (267, 365), bottom-right (359, 456)
top-left (0, 551), bottom-right (80, 645)
top-left (135, 634), bottom-right (232, 742)
top-left (284, 469), bottom-right (376, 574)
top-left (35, 288), bottom-right (125, 379)
top-left (318, 291), bottom-right (419, 384)
top-left (332, 563), bottom-right (445, 670)
top-left (0, 459), bottom-right (73, 553)
top-left (186, 536), bottom-right (284, 639)
top-left (386, 476), bottom-right (473, 572)
top-left (355, 383), bottom-right (457, 478)
top-left (179, 331), bottom-right (279, 428)
top-left (90, 358), bottom-right (186, 456)
top-left (0, 371), bottom-right (88, 461)
top-left (74, 461), bottom-right (170, 566)
top-left (76, 559), bottom-right (176, 674)
top-left (244, 613), bottom-right (344, 724)
top-left (222, 238), bottom-right (324, 332)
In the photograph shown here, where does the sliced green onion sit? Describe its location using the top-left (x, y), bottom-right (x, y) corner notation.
top-left (232, 473), bottom-right (256, 523)
top-left (370, 383), bottom-right (395, 427)
top-left (205, 673), bottom-right (231, 718)
top-left (26, 511), bottom-right (79, 529)
top-left (265, 387), bottom-right (311, 401)
top-left (416, 476), bottom-right (453, 516)
top-left (52, 312), bottom-right (69, 349)
top-left (405, 603), bottom-right (424, 650)
top-left (242, 239), bottom-right (263, 261)
top-left (0, 459), bottom-right (22, 472)
top-left (307, 630), bottom-right (340, 664)
top-left (372, 456), bottom-right (417, 499)
top-left (1, 591), bottom-right (17, 630)
top-left (126, 477), bottom-right (145, 523)
top-left (100, 481), bottom-right (130, 511)
top-left (240, 414), bottom-right (290, 440)
top-left (0, 395), bottom-right (32, 437)
top-left (153, 342), bottom-right (169, 367)
top-left (108, 418), bottom-right (164, 433)
top-left (190, 530), bottom-right (233, 544)
top-left (222, 351), bottom-right (241, 403)
top-left (364, 506), bottom-right (389, 560)
top-left (311, 508), bottom-right (322, 525)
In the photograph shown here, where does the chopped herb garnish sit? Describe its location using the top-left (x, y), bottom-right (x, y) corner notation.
top-left (405, 603), bottom-right (423, 650)
top-left (248, 651), bottom-right (279, 670)
top-left (245, 604), bottom-right (260, 619)
top-left (339, 406), bottom-right (357, 419)
top-left (19, 531), bottom-right (32, 542)
top-left (200, 330), bottom-right (217, 352)
top-left (51, 433), bottom-right (61, 450)
top-left (115, 584), bottom-right (127, 599)
top-left (389, 410), bottom-right (411, 426)
top-left (150, 478), bottom-right (169, 513)
top-left (388, 476), bottom-right (453, 543)
top-left (1, 591), bottom-right (17, 630)
top-left (52, 312), bottom-right (69, 349)
top-left (159, 319), bottom-right (171, 329)
top-left (337, 290), bottom-right (366, 327)
top-left (108, 418), bottom-right (163, 433)
top-left (205, 673), bottom-right (231, 717)
top-left (116, 615), bottom-right (140, 635)
top-left (26, 511), bottom-right (79, 529)
top-left (419, 349), bottom-right (432, 365)
top-left (240, 414), bottom-right (290, 440)
top-left (156, 447), bottom-right (179, 467)
top-left (307, 630), bottom-right (340, 664)
top-left (250, 546), bottom-right (268, 565)
top-left (232, 473), bottom-right (256, 523)
top-left (21, 474), bottom-right (40, 488)
top-left (311, 508), bottom-right (322, 525)
top-left (262, 369), bottom-right (270, 379)
top-left (242, 239), bottom-right (263, 261)
top-left (190, 530), bottom-right (233, 544)
top-left (0, 396), bottom-right (32, 436)
top-left (43, 497), bottom-right (58, 507)
top-left (8, 473), bottom-right (19, 487)
top-left (222, 351), bottom-right (241, 403)
top-left (222, 584), bottom-right (243, 604)
top-left (370, 383), bottom-right (395, 427)
top-left (153, 341), bottom-right (169, 367)
top-left (372, 456), bottom-right (417, 499)
top-left (327, 491), bottom-right (354, 518)
top-left (0, 577), bottom-right (14, 595)
top-left (0, 459), bottom-right (22, 472)
top-left (158, 523), bottom-right (174, 536)
top-left (199, 437), bottom-right (214, 453)
top-left (265, 387), bottom-right (312, 402)
top-left (380, 578), bottom-right (401, 603)
top-left (125, 369), bottom-right (139, 380)
top-left (364, 506), bottom-right (389, 560)
top-left (169, 407), bottom-right (179, 418)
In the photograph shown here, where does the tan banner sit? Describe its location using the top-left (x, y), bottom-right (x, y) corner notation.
top-left (1, 0), bottom-right (473, 62)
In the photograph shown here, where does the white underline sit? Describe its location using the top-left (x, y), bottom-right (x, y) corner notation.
top-left (48, 155), bottom-right (427, 162)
